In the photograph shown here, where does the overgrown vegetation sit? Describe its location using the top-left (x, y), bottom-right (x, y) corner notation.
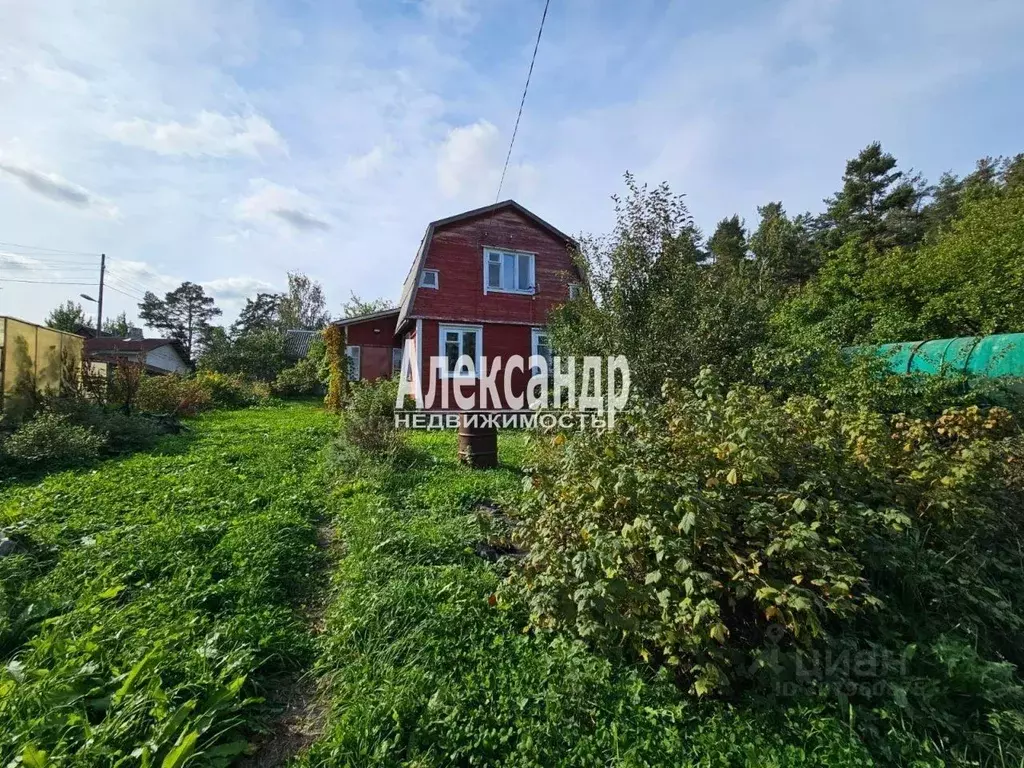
top-left (300, 430), bottom-right (876, 766)
top-left (0, 405), bottom-right (333, 765)
top-left (530, 148), bottom-right (1024, 764)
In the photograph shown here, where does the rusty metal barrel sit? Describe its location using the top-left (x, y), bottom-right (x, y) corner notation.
top-left (457, 414), bottom-right (498, 468)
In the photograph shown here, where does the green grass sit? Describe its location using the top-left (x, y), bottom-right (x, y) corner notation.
top-left (298, 430), bottom-right (882, 767)
top-left (0, 403), bottom-right (335, 766)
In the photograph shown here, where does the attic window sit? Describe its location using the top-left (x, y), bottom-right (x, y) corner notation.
top-left (484, 249), bottom-right (534, 294)
top-left (419, 269), bottom-right (439, 289)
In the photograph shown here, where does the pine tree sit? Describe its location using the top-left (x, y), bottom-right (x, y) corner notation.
top-left (708, 215), bottom-right (748, 266)
top-left (138, 282), bottom-right (221, 361)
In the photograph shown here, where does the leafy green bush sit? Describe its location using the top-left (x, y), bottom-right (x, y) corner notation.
top-left (45, 399), bottom-right (165, 453)
top-left (335, 378), bottom-right (405, 469)
top-left (192, 371), bottom-right (271, 409)
top-left (272, 357), bottom-right (324, 397)
top-left (3, 412), bottom-right (106, 465)
top-left (136, 374), bottom-right (212, 416)
top-left (510, 369), bottom-right (1024, 759)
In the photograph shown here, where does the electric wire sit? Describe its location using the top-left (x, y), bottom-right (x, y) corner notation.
top-left (495, 0), bottom-right (551, 202)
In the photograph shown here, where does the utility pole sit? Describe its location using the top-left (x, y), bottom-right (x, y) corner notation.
top-left (96, 253), bottom-right (105, 338)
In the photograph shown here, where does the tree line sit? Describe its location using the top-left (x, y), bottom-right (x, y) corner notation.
top-left (45, 271), bottom-right (394, 379)
top-left (552, 142), bottom-right (1024, 401)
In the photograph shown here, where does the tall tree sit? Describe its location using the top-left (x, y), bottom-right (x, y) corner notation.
top-left (821, 142), bottom-right (928, 252)
top-left (231, 292), bottom-right (282, 336)
top-left (138, 282), bottom-right (222, 361)
top-left (45, 300), bottom-right (91, 332)
top-left (279, 272), bottom-right (330, 329)
top-left (707, 215), bottom-right (748, 266)
top-left (749, 202), bottom-right (817, 285)
top-left (102, 312), bottom-right (131, 337)
top-left (341, 292), bottom-right (395, 318)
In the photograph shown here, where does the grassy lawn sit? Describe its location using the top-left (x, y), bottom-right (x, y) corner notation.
top-left (299, 430), bottom-right (876, 767)
top-left (0, 403), bottom-right (334, 766)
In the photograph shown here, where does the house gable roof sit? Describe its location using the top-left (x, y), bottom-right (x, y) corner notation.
top-left (84, 337), bottom-right (188, 362)
top-left (395, 200), bottom-right (577, 332)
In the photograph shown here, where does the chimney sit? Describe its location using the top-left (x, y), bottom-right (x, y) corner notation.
top-left (127, 327), bottom-right (143, 341)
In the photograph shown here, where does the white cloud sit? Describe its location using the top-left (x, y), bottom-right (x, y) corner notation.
top-left (436, 120), bottom-right (536, 204)
top-left (344, 145), bottom-right (388, 181)
top-left (235, 179), bottom-right (332, 233)
top-left (0, 159), bottom-right (118, 217)
top-left (420, 0), bottom-right (475, 21)
top-left (203, 275), bottom-right (277, 300)
top-left (109, 112), bottom-right (287, 158)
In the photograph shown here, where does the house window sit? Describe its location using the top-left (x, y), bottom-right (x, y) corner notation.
top-left (568, 283), bottom-right (582, 300)
top-left (438, 324), bottom-right (482, 378)
top-left (345, 345), bottom-right (361, 381)
top-left (392, 347), bottom-right (403, 376)
top-left (484, 249), bottom-right (535, 294)
top-left (531, 328), bottom-right (552, 375)
top-left (419, 269), bottom-right (439, 289)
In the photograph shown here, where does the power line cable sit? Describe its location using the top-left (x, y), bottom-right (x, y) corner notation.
top-left (0, 277), bottom-right (98, 286)
top-left (495, 0), bottom-right (551, 202)
top-left (105, 283), bottom-right (145, 301)
top-left (0, 241), bottom-right (101, 257)
top-left (105, 275), bottom-right (148, 297)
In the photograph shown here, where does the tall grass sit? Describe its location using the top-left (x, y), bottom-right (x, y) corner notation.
top-left (298, 431), bottom-right (879, 767)
top-left (0, 404), bottom-right (334, 765)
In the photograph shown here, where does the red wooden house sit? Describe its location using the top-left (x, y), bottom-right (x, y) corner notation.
top-left (337, 200), bottom-right (580, 408)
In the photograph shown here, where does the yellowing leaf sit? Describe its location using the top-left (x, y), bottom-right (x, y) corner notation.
top-left (726, 468), bottom-right (739, 485)
top-left (710, 623), bottom-right (728, 643)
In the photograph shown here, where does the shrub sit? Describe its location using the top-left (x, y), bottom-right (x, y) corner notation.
top-left (272, 357), bottom-right (324, 397)
top-left (137, 374), bottom-right (212, 416)
top-left (3, 412), bottom-right (106, 465)
top-left (193, 371), bottom-right (271, 409)
top-left (45, 399), bottom-right (165, 453)
top-left (336, 378), bottom-right (405, 468)
top-left (510, 369), bottom-right (1024, 756)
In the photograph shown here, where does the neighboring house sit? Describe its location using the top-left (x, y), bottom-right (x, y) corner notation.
top-left (84, 337), bottom-right (190, 376)
top-left (336, 200), bottom-right (581, 408)
top-left (284, 329), bottom-right (319, 362)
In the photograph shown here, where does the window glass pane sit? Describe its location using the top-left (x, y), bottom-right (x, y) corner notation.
top-left (518, 255), bottom-right (531, 291)
top-left (462, 330), bottom-right (477, 365)
top-left (445, 333), bottom-right (460, 372)
top-left (488, 251), bottom-right (501, 264)
top-left (503, 253), bottom-right (515, 290)
top-left (487, 261), bottom-right (501, 288)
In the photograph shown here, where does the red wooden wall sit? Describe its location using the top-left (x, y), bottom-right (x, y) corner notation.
top-left (415, 319), bottom-right (535, 410)
top-left (344, 313), bottom-right (399, 382)
top-left (411, 208), bottom-right (577, 326)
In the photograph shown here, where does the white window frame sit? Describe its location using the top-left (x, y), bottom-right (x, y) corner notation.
top-left (568, 283), bottom-right (582, 300)
top-left (531, 327), bottom-right (552, 375)
top-left (438, 324), bottom-right (483, 379)
top-left (392, 347), bottom-right (403, 376)
top-left (419, 269), bottom-right (439, 289)
top-left (483, 248), bottom-right (536, 295)
top-left (345, 345), bottom-right (361, 381)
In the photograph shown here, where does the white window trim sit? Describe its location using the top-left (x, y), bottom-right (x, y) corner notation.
top-left (482, 247), bottom-right (536, 295)
top-left (392, 347), bottom-right (403, 376)
top-left (438, 323), bottom-right (483, 379)
top-left (568, 283), bottom-right (582, 300)
top-left (419, 269), bottom-right (439, 289)
top-left (345, 345), bottom-right (361, 381)
top-left (531, 327), bottom-right (552, 375)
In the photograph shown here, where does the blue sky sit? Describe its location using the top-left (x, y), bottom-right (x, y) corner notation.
top-left (1, 0), bottom-right (1023, 328)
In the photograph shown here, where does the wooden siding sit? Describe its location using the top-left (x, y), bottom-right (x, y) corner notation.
top-left (410, 208), bottom-right (576, 326)
top-left (344, 313), bottom-right (400, 382)
top-left (416, 319), bottom-right (536, 410)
